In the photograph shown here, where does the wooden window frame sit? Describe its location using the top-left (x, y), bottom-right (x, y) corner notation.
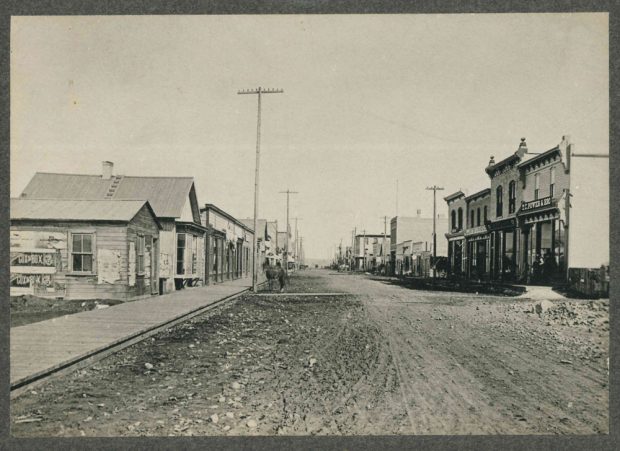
top-left (69, 230), bottom-right (96, 275)
top-left (136, 234), bottom-right (145, 275)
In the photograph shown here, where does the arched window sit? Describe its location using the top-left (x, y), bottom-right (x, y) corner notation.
top-left (451, 210), bottom-right (456, 230)
top-left (496, 185), bottom-right (503, 217)
top-left (457, 207), bottom-right (463, 230)
top-left (508, 180), bottom-right (516, 214)
top-left (470, 210), bottom-right (475, 228)
top-left (477, 207), bottom-right (481, 226)
top-left (484, 205), bottom-right (488, 222)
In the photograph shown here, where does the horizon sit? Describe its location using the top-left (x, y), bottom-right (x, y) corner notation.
top-left (11, 14), bottom-right (609, 260)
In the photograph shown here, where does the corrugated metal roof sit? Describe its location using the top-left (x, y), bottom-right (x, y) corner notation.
top-left (11, 199), bottom-right (150, 222)
top-left (21, 173), bottom-right (115, 200)
top-left (20, 173), bottom-right (193, 218)
top-left (113, 176), bottom-right (193, 218)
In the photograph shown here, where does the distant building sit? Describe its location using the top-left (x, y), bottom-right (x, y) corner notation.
top-left (389, 210), bottom-right (449, 275)
top-left (444, 191), bottom-right (466, 277)
top-left (201, 204), bottom-right (254, 284)
top-left (352, 234), bottom-right (384, 271)
top-left (464, 188), bottom-right (491, 280)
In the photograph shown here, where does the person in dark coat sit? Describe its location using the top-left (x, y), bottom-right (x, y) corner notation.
top-left (276, 262), bottom-right (287, 292)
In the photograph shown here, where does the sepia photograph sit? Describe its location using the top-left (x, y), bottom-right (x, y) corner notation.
top-left (7, 11), bottom-right (610, 441)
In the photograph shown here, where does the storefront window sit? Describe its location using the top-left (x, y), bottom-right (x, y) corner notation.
top-left (554, 220), bottom-right (565, 273)
top-left (476, 240), bottom-right (486, 278)
top-left (211, 237), bottom-right (218, 273)
top-left (503, 231), bottom-right (514, 276)
top-left (452, 240), bottom-right (463, 275)
top-left (176, 233), bottom-right (186, 275)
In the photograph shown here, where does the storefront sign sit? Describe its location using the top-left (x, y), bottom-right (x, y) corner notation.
top-left (488, 218), bottom-right (516, 231)
top-left (464, 225), bottom-right (488, 237)
top-left (521, 197), bottom-right (553, 212)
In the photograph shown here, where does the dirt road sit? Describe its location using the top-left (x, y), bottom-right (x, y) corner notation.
top-left (325, 273), bottom-right (609, 434)
top-left (11, 271), bottom-right (608, 436)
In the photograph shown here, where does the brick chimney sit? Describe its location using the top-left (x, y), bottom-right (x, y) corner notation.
top-left (102, 161), bottom-right (113, 180)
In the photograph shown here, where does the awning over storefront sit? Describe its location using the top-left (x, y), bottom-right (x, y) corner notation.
top-left (517, 195), bottom-right (564, 225)
top-left (445, 231), bottom-right (465, 241)
top-left (518, 207), bottom-right (560, 225)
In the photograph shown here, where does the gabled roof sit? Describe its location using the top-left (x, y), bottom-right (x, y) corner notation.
top-left (20, 172), bottom-right (195, 219)
top-left (11, 198), bottom-right (159, 224)
top-left (114, 176), bottom-right (194, 219)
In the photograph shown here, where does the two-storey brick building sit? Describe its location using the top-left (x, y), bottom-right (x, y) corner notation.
top-left (485, 138), bottom-right (528, 281)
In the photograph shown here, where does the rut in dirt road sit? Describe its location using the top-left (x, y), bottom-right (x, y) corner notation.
top-left (326, 273), bottom-right (609, 434)
top-left (10, 271), bottom-right (608, 436)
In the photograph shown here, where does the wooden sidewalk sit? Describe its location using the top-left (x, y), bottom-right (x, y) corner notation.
top-left (10, 277), bottom-right (257, 387)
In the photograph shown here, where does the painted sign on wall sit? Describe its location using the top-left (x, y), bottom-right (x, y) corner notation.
top-left (11, 251), bottom-right (57, 267)
top-left (11, 273), bottom-right (54, 288)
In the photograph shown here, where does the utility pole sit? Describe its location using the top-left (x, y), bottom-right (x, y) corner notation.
top-left (279, 189), bottom-right (299, 275)
top-left (426, 185), bottom-right (445, 278)
top-left (353, 227), bottom-right (357, 270)
top-left (362, 229), bottom-right (366, 271)
top-left (380, 215), bottom-right (388, 271)
top-left (292, 217), bottom-right (302, 269)
top-left (238, 87), bottom-right (283, 292)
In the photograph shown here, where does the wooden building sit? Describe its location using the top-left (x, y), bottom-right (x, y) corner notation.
top-left (10, 198), bottom-right (161, 300)
top-left (201, 204), bottom-right (254, 284)
top-left (18, 162), bottom-right (207, 293)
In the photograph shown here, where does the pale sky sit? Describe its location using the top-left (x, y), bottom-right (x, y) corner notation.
top-left (11, 14), bottom-right (609, 261)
